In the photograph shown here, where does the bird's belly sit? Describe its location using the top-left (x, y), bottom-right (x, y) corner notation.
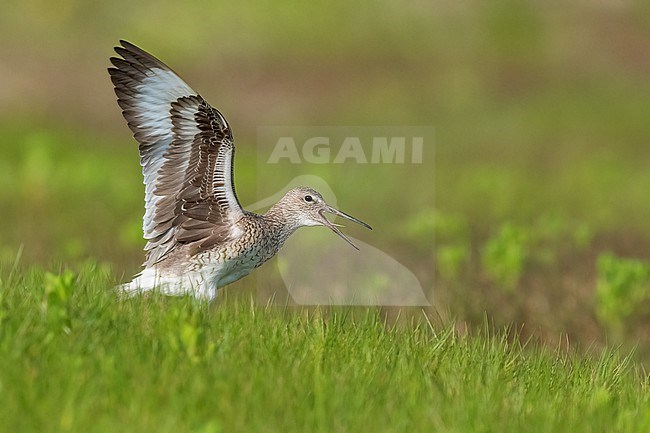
top-left (192, 248), bottom-right (264, 289)
top-left (122, 245), bottom-right (276, 301)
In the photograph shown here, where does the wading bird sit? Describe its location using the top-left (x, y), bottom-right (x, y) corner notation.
top-left (109, 41), bottom-right (371, 300)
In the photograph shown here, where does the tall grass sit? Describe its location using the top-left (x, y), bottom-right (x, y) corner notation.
top-left (0, 264), bottom-right (648, 432)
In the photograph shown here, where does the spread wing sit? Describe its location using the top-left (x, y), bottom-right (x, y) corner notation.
top-left (108, 40), bottom-right (244, 266)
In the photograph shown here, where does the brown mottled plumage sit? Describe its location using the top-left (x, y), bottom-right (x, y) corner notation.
top-left (109, 41), bottom-right (371, 300)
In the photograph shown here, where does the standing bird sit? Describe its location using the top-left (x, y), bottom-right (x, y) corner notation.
top-left (109, 41), bottom-right (371, 300)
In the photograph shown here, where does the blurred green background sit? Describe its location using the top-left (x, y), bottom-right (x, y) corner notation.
top-left (0, 1), bottom-right (649, 360)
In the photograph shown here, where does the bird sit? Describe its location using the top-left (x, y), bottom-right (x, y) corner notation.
top-left (108, 40), bottom-right (371, 300)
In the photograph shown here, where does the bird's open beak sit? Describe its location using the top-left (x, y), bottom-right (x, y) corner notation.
top-left (318, 206), bottom-right (372, 250)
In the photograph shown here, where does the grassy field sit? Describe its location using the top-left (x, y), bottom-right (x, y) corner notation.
top-left (0, 264), bottom-right (648, 433)
top-left (1, 0), bottom-right (650, 431)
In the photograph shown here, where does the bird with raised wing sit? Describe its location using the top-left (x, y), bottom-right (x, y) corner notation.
top-left (109, 41), bottom-right (371, 300)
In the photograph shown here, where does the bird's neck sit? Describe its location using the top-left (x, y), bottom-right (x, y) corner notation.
top-left (263, 204), bottom-right (301, 239)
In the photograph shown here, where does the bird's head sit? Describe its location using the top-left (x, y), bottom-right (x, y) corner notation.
top-left (274, 186), bottom-right (372, 250)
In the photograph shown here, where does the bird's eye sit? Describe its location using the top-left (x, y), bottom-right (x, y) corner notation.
top-left (304, 195), bottom-right (313, 202)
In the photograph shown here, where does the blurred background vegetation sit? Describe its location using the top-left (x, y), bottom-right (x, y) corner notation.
top-left (0, 1), bottom-right (649, 362)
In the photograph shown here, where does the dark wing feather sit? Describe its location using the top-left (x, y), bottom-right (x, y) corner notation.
top-left (108, 41), bottom-right (244, 266)
top-left (173, 97), bottom-right (244, 253)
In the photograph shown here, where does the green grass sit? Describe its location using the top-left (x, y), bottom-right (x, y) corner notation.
top-left (1, 264), bottom-right (648, 433)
